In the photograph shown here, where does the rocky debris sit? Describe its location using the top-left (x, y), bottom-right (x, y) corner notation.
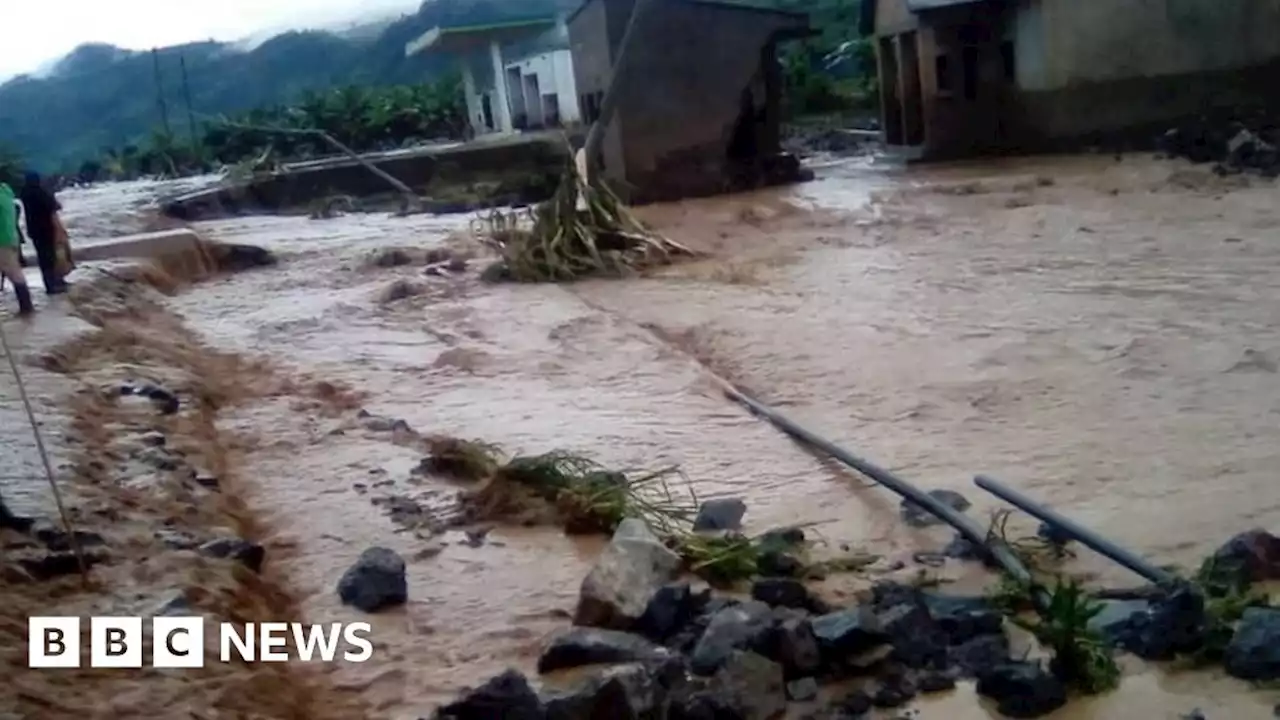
top-left (1201, 529), bottom-right (1280, 593)
top-left (1101, 583), bottom-right (1207, 660)
top-left (692, 498), bottom-right (747, 532)
top-left (337, 546), bottom-right (408, 612)
top-left (811, 606), bottom-right (889, 664)
top-left (538, 627), bottom-right (671, 673)
top-left (575, 518), bottom-right (683, 630)
top-left (357, 409), bottom-right (414, 434)
top-left (975, 662), bottom-right (1068, 718)
top-left (213, 242), bottom-right (278, 271)
top-left (690, 601), bottom-right (773, 675)
top-left (1224, 607), bottom-right (1280, 681)
top-left (30, 521), bottom-right (106, 552)
top-left (435, 668), bottom-right (544, 720)
top-left (118, 382), bottom-right (181, 415)
top-left (18, 551), bottom-right (107, 580)
top-left (899, 490), bottom-right (970, 528)
top-left (785, 676), bottom-right (818, 702)
top-left (751, 577), bottom-right (820, 612)
top-left (1159, 116), bottom-right (1280, 177)
top-left (545, 658), bottom-right (687, 719)
top-left (378, 279), bottom-right (427, 304)
top-left (0, 495), bottom-right (35, 533)
top-left (198, 537), bottom-right (265, 573)
top-left (707, 651), bottom-right (787, 720)
top-left (635, 582), bottom-right (711, 643)
top-left (756, 527), bottom-right (809, 578)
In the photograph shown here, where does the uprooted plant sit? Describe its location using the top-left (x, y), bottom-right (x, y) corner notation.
top-left (421, 438), bottom-right (814, 584)
top-left (475, 154), bottom-right (696, 282)
top-left (983, 510), bottom-right (1120, 694)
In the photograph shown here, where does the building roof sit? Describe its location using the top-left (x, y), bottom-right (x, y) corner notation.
top-left (567, 0), bottom-right (809, 28)
top-left (861, 0), bottom-right (991, 35)
top-left (405, 17), bottom-right (558, 56)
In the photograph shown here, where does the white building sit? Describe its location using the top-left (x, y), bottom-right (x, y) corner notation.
top-left (406, 17), bottom-right (581, 138)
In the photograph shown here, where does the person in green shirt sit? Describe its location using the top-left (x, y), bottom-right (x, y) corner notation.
top-left (0, 183), bottom-right (35, 315)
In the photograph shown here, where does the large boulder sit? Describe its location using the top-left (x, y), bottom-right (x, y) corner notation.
top-left (634, 582), bottom-right (710, 643)
top-left (1224, 607), bottom-right (1280, 681)
top-left (435, 668), bottom-right (544, 720)
top-left (543, 658), bottom-right (686, 720)
top-left (1202, 529), bottom-right (1280, 593)
top-left (337, 547), bottom-right (408, 612)
top-left (975, 662), bottom-right (1067, 718)
top-left (575, 519), bottom-right (683, 631)
top-left (692, 498), bottom-right (747, 532)
top-left (537, 628), bottom-right (670, 673)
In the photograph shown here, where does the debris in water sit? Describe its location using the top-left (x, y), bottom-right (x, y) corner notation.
top-left (337, 546), bottom-right (408, 613)
top-left (477, 157), bottom-right (696, 283)
top-left (419, 436), bottom-right (501, 481)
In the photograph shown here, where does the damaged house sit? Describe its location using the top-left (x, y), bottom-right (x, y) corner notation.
top-left (568, 0), bottom-right (814, 202)
top-left (866, 0), bottom-right (1280, 158)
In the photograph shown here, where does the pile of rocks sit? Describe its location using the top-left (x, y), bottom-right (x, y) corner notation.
top-left (433, 518), bottom-right (1067, 719)
top-left (1158, 113), bottom-right (1280, 177)
top-left (429, 519), bottom-right (1280, 720)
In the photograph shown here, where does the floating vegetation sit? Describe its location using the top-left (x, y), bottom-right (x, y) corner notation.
top-left (421, 436), bottom-right (501, 481)
top-left (476, 156), bottom-right (696, 283)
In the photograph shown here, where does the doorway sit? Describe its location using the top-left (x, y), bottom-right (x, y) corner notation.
top-left (506, 68), bottom-right (527, 129)
top-left (523, 74), bottom-right (544, 128)
top-left (898, 31), bottom-right (925, 146)
top-left (878, 36), bottom-right (903, 145)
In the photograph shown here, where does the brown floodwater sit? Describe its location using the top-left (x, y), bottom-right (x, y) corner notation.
top-left (9, 154), bottom-right (1280, 718)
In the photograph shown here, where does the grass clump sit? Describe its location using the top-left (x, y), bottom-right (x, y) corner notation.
top-left (464, 450), bottom-right (697, 536)
top-left (421, 436), bottom-right (501, 481)
top-left (477, 156), bottom-right (696, 282)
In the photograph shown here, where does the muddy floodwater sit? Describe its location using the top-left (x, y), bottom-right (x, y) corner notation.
top-left (4, 154), bottom-right (1280, 718)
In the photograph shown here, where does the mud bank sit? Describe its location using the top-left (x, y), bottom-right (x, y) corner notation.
top-left (1, 244), bottom-right (372, 718)
top-left (162, 134), bottom-right (573, 222)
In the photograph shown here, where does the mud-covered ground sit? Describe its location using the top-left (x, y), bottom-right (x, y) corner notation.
top-left (4, 154), bottom-right (1280, 718)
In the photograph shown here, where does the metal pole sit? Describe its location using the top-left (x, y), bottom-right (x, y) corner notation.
top-left (973, 474), bottom-right (1175, 586)
top-left (719, 383), bottom-right (1037, 589)
top-left (179, 55), bottom-right (199, 149)
top-left (152, 49), bottom-right (172, 135)
top-left (0, 322), bottom-right (88, 583)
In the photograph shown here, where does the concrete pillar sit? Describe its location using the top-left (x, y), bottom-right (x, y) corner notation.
top-left (489, 40), bottom-right (514, 134)
top-left (461, 61), bottom-right (483, 134)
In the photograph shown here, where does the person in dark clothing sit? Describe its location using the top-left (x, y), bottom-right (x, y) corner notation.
top-left (18, 171), bottom-right (68, 295)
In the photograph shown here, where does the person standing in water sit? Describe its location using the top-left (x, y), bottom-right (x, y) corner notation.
top-left (18, 172), bottom-right (69, 295)
top-left (0, 182), bottom-right (35, 315)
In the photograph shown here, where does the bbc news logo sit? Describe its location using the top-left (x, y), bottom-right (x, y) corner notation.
top-left (29, 617), bottom-right (373, 668)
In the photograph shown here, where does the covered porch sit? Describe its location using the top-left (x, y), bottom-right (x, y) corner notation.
top-left (405, 18), bottom-right (558, 138)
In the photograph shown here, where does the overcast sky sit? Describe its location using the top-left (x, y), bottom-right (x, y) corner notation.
top-left (0, 0), bottom-right (421, 81)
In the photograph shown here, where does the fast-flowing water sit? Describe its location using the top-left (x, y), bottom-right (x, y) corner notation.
top-left (6, 155), bottom-right (1279, 718)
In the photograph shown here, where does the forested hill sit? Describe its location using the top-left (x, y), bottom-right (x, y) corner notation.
top-left (0, 0), bottom-right (862, 173)
top-left (0, 0), bottom-right (577, 171)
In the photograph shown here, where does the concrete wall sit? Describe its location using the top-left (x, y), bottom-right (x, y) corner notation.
top-left (568, 0), bottom-right (626, 176)
top-left (505, 49), bottom-right (582, 126)
top-left (1038, 0), bottom-right (1280, 87)
top-left (1013, 0), bottom-right (1280, 139)
top-left (607, 0), bottom-right (805, 198)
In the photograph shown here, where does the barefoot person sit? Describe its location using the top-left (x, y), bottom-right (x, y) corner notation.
top-left (0, 182), bottom-right (35, 315)
top-left (18, 172), bottom-right (69, 295)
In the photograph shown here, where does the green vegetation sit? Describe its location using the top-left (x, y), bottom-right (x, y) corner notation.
top-left (74, 79), bottom-right (464, 182)
top-left (0, 0), bottom-right (875, 181)
top-left (983, 510), bottom-right (1122, 695)
top-left (429, 440), bottom-right (812, 585)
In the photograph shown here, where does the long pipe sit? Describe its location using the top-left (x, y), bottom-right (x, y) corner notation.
top-left (973, 475), bottom-right (1176, 586)
top-left (718, 383), bottom-right (1037, 589)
